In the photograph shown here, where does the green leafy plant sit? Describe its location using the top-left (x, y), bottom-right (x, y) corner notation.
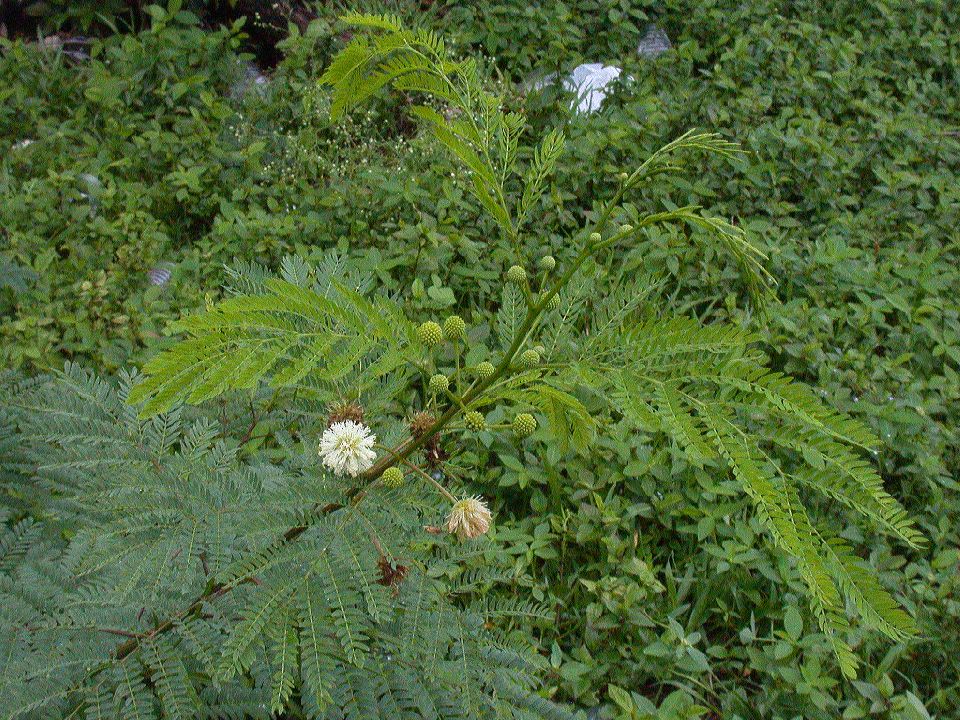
top-left (0, 12), bottom-right (928, 719)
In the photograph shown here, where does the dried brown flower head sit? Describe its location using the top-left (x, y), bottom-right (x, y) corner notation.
top-left (409, 411), bottom-right (436, 437)
top-left (327, 401), bottom-right (365, 427)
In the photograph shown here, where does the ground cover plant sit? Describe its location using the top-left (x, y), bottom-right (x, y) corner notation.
top-left (1, 2), bottom-right (958, 719)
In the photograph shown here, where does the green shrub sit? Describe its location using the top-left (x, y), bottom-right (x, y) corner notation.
top-left (0, 14), bottom-right (933, 719)
top-left (1, 1), bottom-right (957, 717)
top-left (437, 0), bottom-right (960, 713)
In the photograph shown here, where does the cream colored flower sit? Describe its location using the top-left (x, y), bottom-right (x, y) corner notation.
top-left (319, 420), bottom-right (376, 477)
top-left (446, 496), bottom-right (492, 540)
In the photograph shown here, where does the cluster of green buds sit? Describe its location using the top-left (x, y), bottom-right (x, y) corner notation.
top-left (507, 255), bottom-right (564, 317)
top-left (418, 315), bottom-right (468, 348)
top-left (404, 272), bottom-right (547, 533)
top-left (380, 250), bottom-right (564, 550)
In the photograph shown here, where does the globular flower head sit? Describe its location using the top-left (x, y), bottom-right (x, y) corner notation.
top-left (409, 411), bottom-right (437, 437)
top-left (381, 466), bottom-right (404, 488)
top-left (589, 232), bottom-right (602, 244)
top-left (519, 348), bottom-right (540, 368)
top-left (541, 292), bottom-right (561, 311)
top-left (429, 373), bottom-right (450, 394)
top-left (539, 255), bottom-right (556, 272)
top-left (513, 413), bottom-right (537, 438)
top-left (446, 496), bottom-right (492, 540)
top-left (443, 314), bottom-right (466, 340)
top-left (475, 361), bottom-right (495, 380)
top-left (319, 420), bottom-right (377, 477)
top-left (618, 223), bottom-right (634, 234)
top-left (464, 411), bottom-right (486, 432)
top-left (506, 265), bottom-right (526, 284)
top-left (417, 321), bottom-right (444, 346)
top-left (327, 400), bottom-right (365, 426)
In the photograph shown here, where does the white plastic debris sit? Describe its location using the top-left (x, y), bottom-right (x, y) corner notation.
top-left (563, 63), bottom-right (623, 114)
top-left (79, 173), bottom-right (101, 194)
top-left (247, 63), bottom-right (269, 88)
top-left (526, 63), bottom-right (623, 114)
top-left (231, 61), bottom-right (269, 100)
top-left (525, 24), bottom-right (671, 115)
top-left (637, 24), bottom-right (671, 59)
top-left (40, 35), bottom-right (91, 62)
top-left (147, 264), bottom-right (173, 287)
top-left (78, 173), bottom-right (102, 216)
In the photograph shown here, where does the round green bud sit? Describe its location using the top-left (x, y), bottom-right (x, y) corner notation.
top-left (429, 373), bottom-right (449, 394)
top-left (443, 314), bottom-right (466, 340)
top-left (618, 224), bottom-right (634, 234)
top-left (464, 411), bottom-right (486, 432)
top-left (381, 466), bottom-right (404, 488)
top-left (534, 345), bottom-right (546, 355)
top-left (513, 413), bottom-right (537, 438)
top-left (519, 348), bottom-right (540, 368)
top-left (506, 265), bottom-right (527, 284)
top-left (539, 255), bottom-right (556, 272)
top-left (542, 292), bottom-right (561, 311)
top-left (475, 361), bottom-right (495, 380)
top-left (417, 321), bottom-right (444, 346)
top-left (589, 232), bottom-right (602, 244)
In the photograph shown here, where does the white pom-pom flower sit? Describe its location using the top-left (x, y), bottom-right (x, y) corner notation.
top-left (319, 420), bottom-right (377, 477)
top-left (446, 496), bottom-right (492, 540)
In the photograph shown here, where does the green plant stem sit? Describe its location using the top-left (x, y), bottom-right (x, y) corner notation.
top-left (403, 457), bottom-right (458, 502)
top-left (105, 168), bottom-right (629, 672)
top-left (359, 189), bottom-right (635, 482)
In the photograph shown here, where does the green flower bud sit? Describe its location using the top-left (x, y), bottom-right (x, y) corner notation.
top-left (618, 171), bottom-right (630, 181)
top-left (429, 373), bottom-right (449, 394)
top-left (506, 265), bottom-right (526, 284)
top-left (618, 224), bottom-right (634, 234)
top-left (513, 413), bottom-right (537, 438)
top-left (534, 345), bottom-right (546, 355)
top-left (464, 411), bottom-right (486, 431)
top-left (475, 361), bottom-right (495, 380)
top-left (589, 232), bottom-right (602, 244)
top-left (542, 292), bottom-right (561, 311)
top-left (519, 348), bottom-right (540, 368)
top-left (381, 466), bottom-right (404, 488)
top-left (443, 314), bottom-right (466, 340)
top-left (539, 255), bottom-right (556, 272)
top-left (417, 321), bottom-right (444, 346)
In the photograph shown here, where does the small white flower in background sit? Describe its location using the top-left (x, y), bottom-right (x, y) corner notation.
top-left (446, 496), bottom-right (492, 540)
top-left (319, 420), bottom-right (376, 477)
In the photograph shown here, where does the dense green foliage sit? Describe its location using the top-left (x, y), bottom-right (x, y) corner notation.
top-left (1, 1), bottom-right (958, 718)
top-left (2, 364), bottom-right (578, 720)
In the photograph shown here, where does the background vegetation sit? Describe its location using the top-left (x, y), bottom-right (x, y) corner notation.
top-left (1, 1), bottom-right (957, 718)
